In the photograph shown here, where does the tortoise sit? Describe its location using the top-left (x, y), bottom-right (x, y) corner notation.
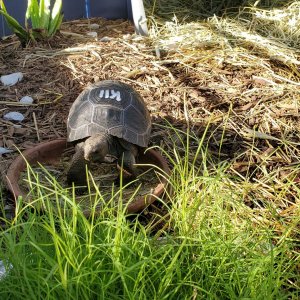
top-left (67, 80), bottom-right (151, 187)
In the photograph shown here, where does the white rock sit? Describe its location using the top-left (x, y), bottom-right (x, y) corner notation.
top-left (0, 260), bottom-right (13, 280)
top-left (3, 111), bottom-right (25, 122)
top-left (87, 31), bottom-right (98, 38)
top-left (100, 36), bottom-right (111, 42)
top-left (90, 23), bottom-right (100, 30)
top-left (0, 72), bottom-right (23, 86)
top-left (0, 147), bottom-right (13, 155)
top-left (20, 96), bottom-right (34, 104)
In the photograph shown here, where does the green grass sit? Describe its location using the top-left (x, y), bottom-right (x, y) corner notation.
top-left (0, 129), bottom-right (299, 299)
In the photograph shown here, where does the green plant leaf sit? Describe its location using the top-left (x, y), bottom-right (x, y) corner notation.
top-left (25, 0), bottom-right (31, 29)
top-left (0, 0), bottom-right (7, 13)
top-left (39, 0), bottom-right (51, 30)
top-left (25, 0), bottom-right (31, 20)
top-left (0, 5), bottom-right (29, 42)
top-left (27, 0), bottom-right (41, 29)
top-left (48, 0), bottom-right (62, 36)
top-left (1, 0), bottom-right (62, 43)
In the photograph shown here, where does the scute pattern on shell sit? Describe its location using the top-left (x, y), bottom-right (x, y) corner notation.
top-left (67, 80), bottom-right (151, 147)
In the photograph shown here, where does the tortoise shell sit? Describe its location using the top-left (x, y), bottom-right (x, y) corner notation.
top-left (67, 80), bottom-right (151, 147)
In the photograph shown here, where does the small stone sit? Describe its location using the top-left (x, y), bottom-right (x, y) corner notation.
top-left (3, 111), bottom-right (25, 122)
top-left (20, 96), bottom-right (33, 104)
top-left (87, 31), bottom-right (97, 38)
top-left (0, 147), bottom-right (13, 155)
top-left (0, 72), bottom-right (23, 86)
top-left (0, 260), bottom-right (13, 280)
top-left (90, 23), bottom-right (100, 30)
top-left (100, 36), bottom-right (111, 42)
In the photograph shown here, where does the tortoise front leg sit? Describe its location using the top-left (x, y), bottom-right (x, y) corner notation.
top-left (116, 147), bottom-right (138, 185)
top-left (67, 142), bottom-right (90, 188)
top-left (116, 140), bottom-right (138, 176)
top-left (120, 150), bottom-right (138, 177)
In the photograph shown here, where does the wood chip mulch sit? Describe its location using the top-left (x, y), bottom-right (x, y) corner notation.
top-left (0, 17), bottom-right (300, 223)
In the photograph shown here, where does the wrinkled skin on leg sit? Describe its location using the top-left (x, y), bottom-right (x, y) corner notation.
top-left (67, 142), bottom-right (89, 187)
top-left (116, 139), bottom-right (139, 184)
top-left (67, 133), bottom-right (109, 187)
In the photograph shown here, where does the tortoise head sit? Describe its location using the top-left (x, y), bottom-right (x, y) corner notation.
top-left (83, 134), bottom-right (109, 162)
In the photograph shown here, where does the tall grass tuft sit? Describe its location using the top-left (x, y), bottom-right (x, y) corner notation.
top-left (0, 127), bottom-right (299, 299)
